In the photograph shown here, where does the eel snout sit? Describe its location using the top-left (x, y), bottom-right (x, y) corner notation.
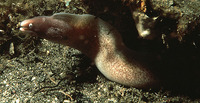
top-left (20, 19), bottom-right (34, 32)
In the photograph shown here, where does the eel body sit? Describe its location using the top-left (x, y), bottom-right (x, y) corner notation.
top-left (20, 13), bottom-right (158, 88)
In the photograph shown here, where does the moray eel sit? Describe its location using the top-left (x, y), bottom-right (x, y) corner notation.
top-left (20, 13), bottom-right (159, 88)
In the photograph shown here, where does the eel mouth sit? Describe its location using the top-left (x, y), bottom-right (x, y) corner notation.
top-left (19, 20), bottom-right (32, 32)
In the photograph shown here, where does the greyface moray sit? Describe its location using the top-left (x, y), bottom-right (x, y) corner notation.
top-left (20, 13), bottom-right (159, 88)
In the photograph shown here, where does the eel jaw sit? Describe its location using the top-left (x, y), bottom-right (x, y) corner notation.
top-left (19, 26), bottom-right (28, 31)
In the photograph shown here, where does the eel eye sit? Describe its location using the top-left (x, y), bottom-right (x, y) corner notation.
top-left (29, 23), bottom-right (33, 29)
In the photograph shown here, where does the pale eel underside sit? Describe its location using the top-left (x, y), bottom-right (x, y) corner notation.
top-left (20, 13), bottom-right (159, 88)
